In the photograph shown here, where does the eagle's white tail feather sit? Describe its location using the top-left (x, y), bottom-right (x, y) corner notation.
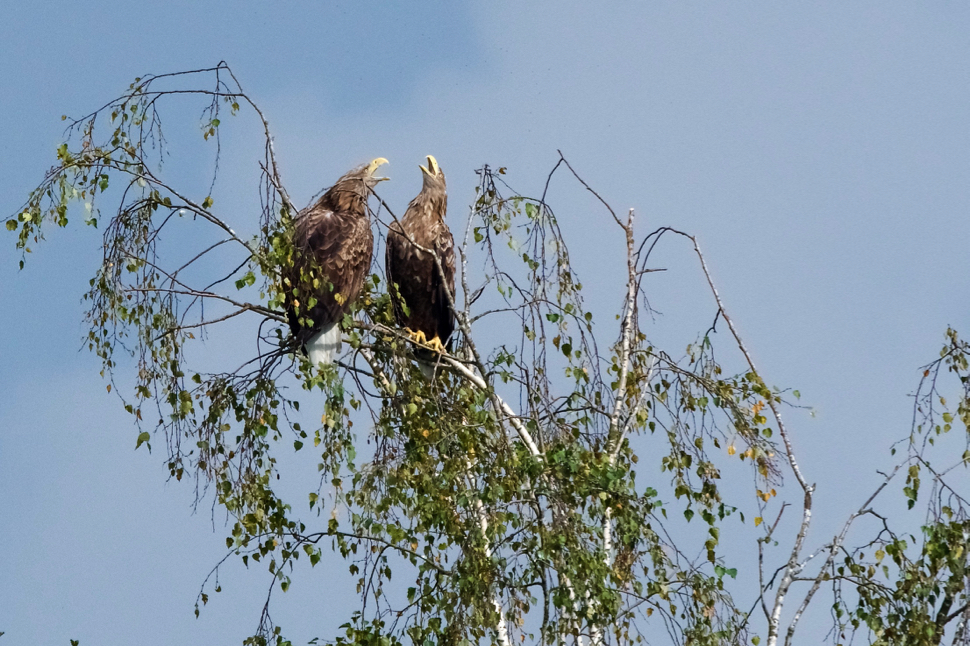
top-left (307, 325), bottom-right (341, 366)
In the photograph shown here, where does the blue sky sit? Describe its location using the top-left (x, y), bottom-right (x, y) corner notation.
top-left (2, 2), bottom-right (969, 644)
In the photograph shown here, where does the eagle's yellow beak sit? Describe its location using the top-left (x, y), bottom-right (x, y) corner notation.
top-left (419, 155), bottom-right (440, 178)
top-left (368, 157), bottom-right (390, 181)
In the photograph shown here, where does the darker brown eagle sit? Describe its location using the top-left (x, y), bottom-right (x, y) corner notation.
top-left (286, 158), bottom-right (388, 366)
top-left (385, 155), bottom-right (455, 367)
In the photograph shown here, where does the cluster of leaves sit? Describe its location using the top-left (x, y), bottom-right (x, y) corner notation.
top-left (819, 329), bottom-right (970, 646)
top-left (831, 519), bottom-right (970, 645)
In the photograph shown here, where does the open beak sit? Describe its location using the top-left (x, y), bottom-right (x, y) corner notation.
top-left (419, 155), bottom-right (440, 178)
top-left (368, 157), bottom-right (390, 182)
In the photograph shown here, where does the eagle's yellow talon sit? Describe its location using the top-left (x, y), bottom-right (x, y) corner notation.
top-left (401, 329), bottom-right (446, 353)
top-left (405, 328), bottom-right (429, 346)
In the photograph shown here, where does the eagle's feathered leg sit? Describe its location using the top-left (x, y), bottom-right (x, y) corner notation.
top-left (306, 324), bottom-right (341, 366)
top-left (416, 360), bottom-right (437, 381)
top-left (417, 336), bottom-right (448, 380)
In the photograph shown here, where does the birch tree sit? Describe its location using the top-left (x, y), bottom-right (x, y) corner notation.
top-left (8, 63), bottom-right (970, 646)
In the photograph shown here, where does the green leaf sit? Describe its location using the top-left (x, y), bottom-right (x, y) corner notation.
top-left (235, 271), bottom-right (255, 290)
top-left (5, 219), bottom-right (16, 231)
top-left (135, 431), bottom-right (151, 450)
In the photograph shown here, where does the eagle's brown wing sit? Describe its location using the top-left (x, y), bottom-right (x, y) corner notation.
top-left (288, 206), bottom-right (373, 345)
top-left (385, 220), bottom-right (455, 350)
top-left (385, 222), bottom-right (412, 327)
top-left (430, 222), bottom-right (456, 349)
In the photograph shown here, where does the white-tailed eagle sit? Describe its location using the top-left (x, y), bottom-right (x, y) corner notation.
top-left (286, 158), bottom-right (388, 365)
top-left (385, 155), bottom-right (455, 375)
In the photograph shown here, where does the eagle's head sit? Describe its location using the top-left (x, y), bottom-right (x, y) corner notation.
top-left (355, 157), bottom-right (389, 192)
top-left (419, 155), bottom-right (446, 194)
top-left (363, 157), bottom-right (390, 184)
top-left (325, 157), bottom-right (389, 213)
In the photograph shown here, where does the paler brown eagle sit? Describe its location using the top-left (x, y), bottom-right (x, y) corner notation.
top-left (385, 155), bottom-right (455, 376)
top-left (286, 158), bottom-right (388, 366)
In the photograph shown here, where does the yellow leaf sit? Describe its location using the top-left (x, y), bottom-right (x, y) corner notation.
top-left (754, 517), bottom-right (763, 527)
top-left (727, 444), bottom-right (736, 456)
top-left (874, 548), bottom-right (885, 562)
top-left (752, 400), bottom-right (764, 416)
